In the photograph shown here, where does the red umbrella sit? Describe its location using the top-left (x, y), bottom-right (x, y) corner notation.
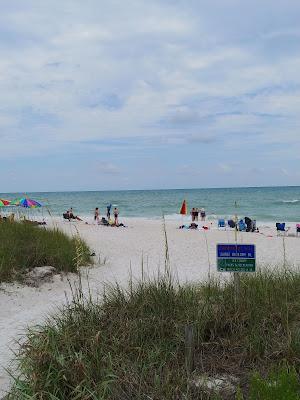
top-left (0, 199), bottom-right (10, 207)
top-left (179, 200), bottom-right (187, 215)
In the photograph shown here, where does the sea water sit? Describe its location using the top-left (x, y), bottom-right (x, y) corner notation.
top-left (1, 186), bottom-right (300, 223)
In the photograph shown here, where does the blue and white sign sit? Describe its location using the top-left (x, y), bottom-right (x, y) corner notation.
top-left (217, 243), bottom-right (256, 272)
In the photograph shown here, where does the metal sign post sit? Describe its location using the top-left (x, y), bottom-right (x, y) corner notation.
top-left (233, 201), bottom-right (240, 303)
top-left (217, 243), bottom-right (256, 306)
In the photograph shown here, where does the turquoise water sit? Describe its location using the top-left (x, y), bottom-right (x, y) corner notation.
top-left (0, 187), bottom-right (300, 222)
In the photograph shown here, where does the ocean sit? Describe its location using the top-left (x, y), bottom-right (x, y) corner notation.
top-left (0, 187), bottom-right (300, 223)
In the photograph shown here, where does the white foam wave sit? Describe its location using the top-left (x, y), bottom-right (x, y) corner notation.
top-left (281, 199), bottom-right (300, 204)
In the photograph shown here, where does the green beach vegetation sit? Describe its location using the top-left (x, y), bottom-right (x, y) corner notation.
top-left (0, 221), bottom-right (91, 282)
top-left (8, 268), bottom-right (300, 399)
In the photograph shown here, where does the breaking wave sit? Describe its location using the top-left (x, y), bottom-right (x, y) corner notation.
top-left (280, 199), bottom-right (300, 204)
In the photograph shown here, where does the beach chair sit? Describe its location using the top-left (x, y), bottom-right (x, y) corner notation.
top-left (100, 217), bottom-right (109, 226)
top-left (245, 217), bottom-right (254, 232)
top-left (218, 219), bottom-right (226, 229)
top-left (238, 220), bottom-right (246, 232)
top-left (228, 219), bottom-right (236, 229)
top-left (276, 223), bottom-right (289, 236)
top-left (296, 224), bottom-right (300, 237)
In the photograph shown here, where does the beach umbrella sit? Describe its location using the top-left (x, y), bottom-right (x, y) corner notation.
top-left (14, 198), bottom-right (42, 208)
top-left (0, 199), bottom-right (10, 207)
top-left (179, 199), bottom-right (187, 215)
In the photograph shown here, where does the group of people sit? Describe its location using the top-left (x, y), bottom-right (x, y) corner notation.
top-left (63, 204), bottom-right (121, 226)
top-left (94, 204), bottom-right (120, 226)
top-left (190, 207), bottom-right (206, 221)
top-left (63, 208), bottom-right (82, 221)
top-left (63, 205), bottom-right (121, 226)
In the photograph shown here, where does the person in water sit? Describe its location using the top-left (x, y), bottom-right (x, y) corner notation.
top-left (113, 207), bottom-right (119, 225)
top-left (94, 207), bottom-right (100, 223)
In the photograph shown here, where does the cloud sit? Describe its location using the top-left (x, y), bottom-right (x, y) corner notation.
top-left (0, 0), bottom-right (300, 189)
top-left (82, 92), bottom-right (125, 110)
top-left (248, 167), bottom-right (265, 175)
top-left (280, 168), bottom-right (289, 176)
top-left (218, 163), bottom-right (233, 173)
top-left (95, 161), bottom-right (121, 175)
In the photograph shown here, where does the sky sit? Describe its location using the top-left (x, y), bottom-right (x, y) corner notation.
top-left (0, 0), bottom-right (300, 192)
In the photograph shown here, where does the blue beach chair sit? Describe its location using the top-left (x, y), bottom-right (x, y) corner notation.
top-left (238, 220), bottom-right (246, 232)
top-left (276, 223), bottom-right (289, 236)
top-left (218, 219), bottom-right (226, 229)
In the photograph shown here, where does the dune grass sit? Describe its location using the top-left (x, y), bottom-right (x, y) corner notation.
top-left (8, 268), bottom-right (300, 399)
top-left (0, 221), bottom-right (91, 282)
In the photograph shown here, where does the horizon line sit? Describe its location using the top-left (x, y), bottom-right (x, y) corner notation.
top-left (1, 184), bottom-right (299, 195)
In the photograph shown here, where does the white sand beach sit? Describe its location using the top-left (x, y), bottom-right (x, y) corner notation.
top-left (0, 217), bottom-right (300, 396)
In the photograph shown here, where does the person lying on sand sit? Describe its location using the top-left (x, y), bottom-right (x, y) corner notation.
top-left (69, 208), bottom-right (83, 221)
top-left (23, 219), bottom-right (47, 226)
top-left (63, 209), bottom-right (83, 221)
top-left (189, 223), bottom-right (198, 229)
top-left (179, 223), bottom-right (198, 229)
top-left (99, 217), bottom-right (109, 226)
top-left (99, 216), bottom-right (126, 227)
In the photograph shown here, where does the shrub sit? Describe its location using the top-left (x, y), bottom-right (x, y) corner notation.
top-left (0, 221), bottom-right (91, 281)
top-left (8, 269), bottom-right (300, 399)
top-left (237, 366), bottom-right (300, 400)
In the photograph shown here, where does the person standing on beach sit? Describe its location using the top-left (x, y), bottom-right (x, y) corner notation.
top-left (107, 204), bottom-right (112, 219)
top-left (113, 207), bottom-right (119, 225)
top-left (200, 208), bottom-right (206, 221)
top-left (94, 207), bottom-right (100, 223)
top-left (190, 207), bottom-right (195, 221)
top-left (194, 208), bottom-right (199, 221)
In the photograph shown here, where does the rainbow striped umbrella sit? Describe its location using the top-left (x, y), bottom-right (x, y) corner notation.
top-left (0, 199), bottom-right (10, 207)
top-left (13, 198), bottom-right (42, 208)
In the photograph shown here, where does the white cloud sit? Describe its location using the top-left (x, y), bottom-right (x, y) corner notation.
top-left (95, 161), bottom-right (121, 175)
top-left (0, 0), bottom-right (300, 188)
top-left (218, 163), bottom-right (233, 173)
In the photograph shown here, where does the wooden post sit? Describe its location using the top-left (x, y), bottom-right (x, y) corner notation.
top-left (185, 325), bottom-right (194, 375)
top-left (234, 272), bottom-right (240, 307)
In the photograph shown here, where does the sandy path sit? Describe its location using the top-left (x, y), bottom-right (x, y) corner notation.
top-left (0, 218), bottom-right (299, 396)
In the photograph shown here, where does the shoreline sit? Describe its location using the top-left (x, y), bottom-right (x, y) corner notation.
top-left (48, 215), bottom-right (300, 235)
top-left (43, 214), bottom-right (300, 228)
